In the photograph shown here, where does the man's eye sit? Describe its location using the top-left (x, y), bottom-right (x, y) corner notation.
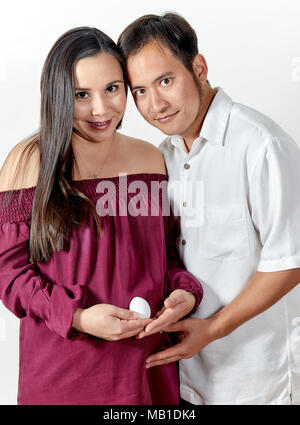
top-left (161, 78), bottom-right (171, 87)
top-left (106, 85), bottom-right (118, 94)
top-left (75, 91), bottom-right (88, 99)
top-left (135, 89), bottom-right (145, 96)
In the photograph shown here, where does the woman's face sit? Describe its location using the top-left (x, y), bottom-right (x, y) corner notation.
top-left (73, 52), bottom-right (126, 143)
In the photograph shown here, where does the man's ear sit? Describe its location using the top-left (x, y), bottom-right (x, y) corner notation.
top-left (192, 54), bottom-right (208, 84)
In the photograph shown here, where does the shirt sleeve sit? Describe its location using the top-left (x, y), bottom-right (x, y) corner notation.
top-left (249, 136), bottom-right (300, 272)
top-left (0, 222), bottom-right (88, 339)
top-left (164, 212), bottom-right (203, 314)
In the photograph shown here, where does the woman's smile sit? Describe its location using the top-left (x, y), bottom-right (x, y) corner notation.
top-left (86, 119), bottom-right (112, 131)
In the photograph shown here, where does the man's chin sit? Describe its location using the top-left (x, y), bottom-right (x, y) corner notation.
top-left (153, 123), bottom-right (180, 136)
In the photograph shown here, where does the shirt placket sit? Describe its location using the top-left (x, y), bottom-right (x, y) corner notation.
top-left (178, 138), bottom-right (204, 249)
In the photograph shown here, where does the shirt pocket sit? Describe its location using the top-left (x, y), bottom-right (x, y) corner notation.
top-left (198, 205), bottom-right (249, 261)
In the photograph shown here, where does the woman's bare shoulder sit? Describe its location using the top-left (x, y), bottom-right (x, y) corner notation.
top-left (120, 134), bottom-right (167, 175)
top-left (0, 136), bottom-right (40, 191)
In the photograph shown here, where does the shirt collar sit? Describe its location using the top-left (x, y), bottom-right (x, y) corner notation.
top-left (200, 87), bottom-right (233, 146)
top-left (169, 87), bottom-right (233, 149)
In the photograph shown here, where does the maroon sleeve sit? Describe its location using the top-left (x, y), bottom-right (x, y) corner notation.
top-left (164, 212), bottom-right (203, 315)
top-left (0, 222), bottom-right (88, 339)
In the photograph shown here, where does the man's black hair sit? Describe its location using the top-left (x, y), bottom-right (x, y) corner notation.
top-left (118, 12), bottom-right (199, 75)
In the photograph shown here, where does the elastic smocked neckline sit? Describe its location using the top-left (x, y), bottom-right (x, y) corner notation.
top-left (0, 173), bottom-right (167, 195)
top-left (0, 173), bottom-right (168, 224)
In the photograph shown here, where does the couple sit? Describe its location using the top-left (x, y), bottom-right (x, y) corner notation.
top-left (1, 12), bottom-right (300, 405)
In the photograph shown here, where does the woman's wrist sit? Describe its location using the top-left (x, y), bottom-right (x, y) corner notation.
top-left (72, 308), bottom-right (84, 332)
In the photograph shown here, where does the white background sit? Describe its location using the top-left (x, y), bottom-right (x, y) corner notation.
top-left (0, 0), bottom-right (299, 404)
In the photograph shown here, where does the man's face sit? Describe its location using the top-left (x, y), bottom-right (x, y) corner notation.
top-left (127, 41), bottom-right (203, 139)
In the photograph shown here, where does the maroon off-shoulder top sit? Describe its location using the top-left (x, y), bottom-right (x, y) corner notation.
top-left (0, 174), bottom-right (203, 405)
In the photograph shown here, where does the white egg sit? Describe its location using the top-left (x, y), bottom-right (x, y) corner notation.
top-left (129, 297), bottom-right (151, 319)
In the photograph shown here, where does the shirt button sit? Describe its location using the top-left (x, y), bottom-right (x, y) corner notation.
top-left (182, 201), bottom-right (187, 207)
top-left (184, 163), bottom-right (190, 170)
top-left (182, 239), bottom-right (187, 246)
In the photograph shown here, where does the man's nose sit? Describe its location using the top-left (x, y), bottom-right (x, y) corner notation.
top-left (149, 89), bottom-right (169, 114)
top-left (91, 94), bottom-right (107, 116)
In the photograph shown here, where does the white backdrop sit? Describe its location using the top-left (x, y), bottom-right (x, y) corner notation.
top-left (0, 0), bottom-right (299, 404)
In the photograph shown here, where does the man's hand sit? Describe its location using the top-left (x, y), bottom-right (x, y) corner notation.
top-left (72, 304), bottom-right (152, 341)
top-left (136, 289), bottom-right (196, 339)
top-left (145, 317), bottom-right (216, 368)
top-left (145, 269), bottom-right (300, 368)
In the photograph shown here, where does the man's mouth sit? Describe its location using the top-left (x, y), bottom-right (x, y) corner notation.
top-left (156, 111), bottom-right (179, 123)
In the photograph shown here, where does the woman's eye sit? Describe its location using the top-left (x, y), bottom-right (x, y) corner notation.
top-left (106, 85), bottom-right (118, 94)
top-left (75, 91), bottom-right (88, 99)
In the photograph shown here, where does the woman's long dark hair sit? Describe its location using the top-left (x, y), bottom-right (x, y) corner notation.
top-left (22, 27), bottom-right (127, 263)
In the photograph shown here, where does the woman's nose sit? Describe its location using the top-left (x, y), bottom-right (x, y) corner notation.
top-left (91, 94), bottom-right (107, 116)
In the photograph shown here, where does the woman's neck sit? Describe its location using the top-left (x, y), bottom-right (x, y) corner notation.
top-left (71, 132), bottom-right (119, 180)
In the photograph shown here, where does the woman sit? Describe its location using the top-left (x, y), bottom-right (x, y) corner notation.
top-left (0, 27), bottom-right (202, 405)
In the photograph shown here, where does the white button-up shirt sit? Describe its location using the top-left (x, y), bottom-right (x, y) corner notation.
top-left (160, 88), bottom-right (300, 405)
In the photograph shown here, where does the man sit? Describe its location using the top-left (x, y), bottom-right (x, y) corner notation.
top-left (118, 13), bottom-right (300, 405)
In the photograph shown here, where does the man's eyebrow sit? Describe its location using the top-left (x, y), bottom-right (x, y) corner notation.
top-left (131, 72), bottom-right (174, 91)
top-left (153, 72), bottom-right (174, 83)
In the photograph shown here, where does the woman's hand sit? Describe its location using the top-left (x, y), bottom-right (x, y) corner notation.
top-left (72, 304), bottom-right (152, 341)
top-left (136, 289), bottom-right (196, 339)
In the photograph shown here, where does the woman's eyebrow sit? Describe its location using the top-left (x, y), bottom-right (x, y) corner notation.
top-left (75, 80), bottom-right (123, 90)
top-left (105, 80), bottom-right (124, 87)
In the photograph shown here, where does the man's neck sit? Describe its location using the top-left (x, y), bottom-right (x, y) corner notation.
top-left (183, 85), bottom-right (216, 153)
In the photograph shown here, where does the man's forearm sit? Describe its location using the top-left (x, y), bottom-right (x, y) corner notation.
top-left (145, 268), bottom-right (300, 368)
top-left (210, 268), bottom-right (300, 340)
